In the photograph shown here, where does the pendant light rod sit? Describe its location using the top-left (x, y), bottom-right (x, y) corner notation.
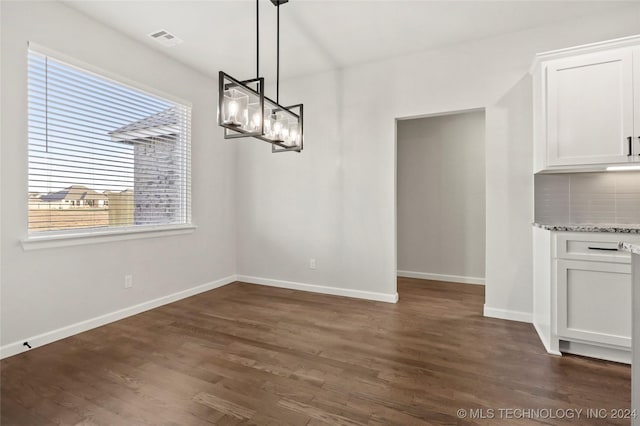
top-left (276, 1), bottom-right (280, 104)
top-left (218, 0), bottom-right (302, 153)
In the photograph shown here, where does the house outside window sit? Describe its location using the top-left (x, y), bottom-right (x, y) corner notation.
top-left (27, 47), bottom-right (191, 235)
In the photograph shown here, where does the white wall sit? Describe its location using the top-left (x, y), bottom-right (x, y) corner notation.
top-left (396, 112), bottom-right (486, 283)
top-left (236, 4), bottom-right (640, 316)
top-left (485, 75), bottom-right (534, 321)
top-left (632, 253), bottom-right (640, 419)
top-left (0, 1), bottom-right (236, 352)
top-left (2, 2), bottom-right (640, 356)
top-left (235, 70), bottom-right (355, 293)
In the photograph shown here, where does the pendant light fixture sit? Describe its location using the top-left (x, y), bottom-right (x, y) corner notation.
top-left (218, 0), bottom-right (303, 153)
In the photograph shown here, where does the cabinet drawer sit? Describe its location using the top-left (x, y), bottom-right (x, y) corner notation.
top-left (556, 259), bottom-right (631, 348)
top-left (555, 234), bottom-right (635, 263)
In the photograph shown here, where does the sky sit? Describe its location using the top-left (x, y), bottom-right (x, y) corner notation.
top-left (28, 51), bottom-right (173, 194)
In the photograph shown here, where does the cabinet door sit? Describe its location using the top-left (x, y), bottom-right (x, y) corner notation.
top-left (546, 48), bottom-right (634, 166)
top-left (557, 259), bottom-right (631, 348)
top-left (634, 48), bottom-right (640, 158)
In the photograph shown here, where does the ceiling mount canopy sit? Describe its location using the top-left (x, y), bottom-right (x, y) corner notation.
top-left (218, 0), bottom-right (303, 153)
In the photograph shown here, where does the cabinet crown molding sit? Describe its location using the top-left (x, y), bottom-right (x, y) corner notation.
top-left (529, 34), bottom-right (640, 75)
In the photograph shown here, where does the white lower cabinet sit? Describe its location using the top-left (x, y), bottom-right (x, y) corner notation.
top-left (556, 259), bottom-right (631, 348)
top-left (533, 229), bottom-right (640, 363)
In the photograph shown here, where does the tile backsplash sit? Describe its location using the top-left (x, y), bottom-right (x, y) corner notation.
top-left (535, 172), bottom-right (640, 225)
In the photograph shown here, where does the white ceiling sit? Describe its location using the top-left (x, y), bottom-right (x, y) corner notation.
top-left (64, 0), bottom-right (635, 82)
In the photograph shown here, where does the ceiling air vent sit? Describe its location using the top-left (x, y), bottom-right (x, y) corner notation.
top-left (148, 29), bottom-right (183, 47)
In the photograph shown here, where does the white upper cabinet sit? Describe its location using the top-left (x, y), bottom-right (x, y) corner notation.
top-left (547, 49), bottom-right (634, 166)
top-left (533, 36), bottom-right (640, 172)
top-left (635, 46), bottom-right (640, 156)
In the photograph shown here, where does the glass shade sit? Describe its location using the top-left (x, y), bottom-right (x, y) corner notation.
top-left (218, 72), bottom-right (264, 139)
top-left (268, 101), bottom-right (303, 153)
top-left (222, 88), bottom-right (248, 126)
top-left (218, 71), bottom-right (303, 152)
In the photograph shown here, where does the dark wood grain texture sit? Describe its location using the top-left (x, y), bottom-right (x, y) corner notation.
top-left (1, 278), bottom-right (631, 425)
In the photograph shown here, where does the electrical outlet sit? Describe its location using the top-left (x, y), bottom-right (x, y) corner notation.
top-left (124, 275), bottom-right (133, 289)
top-left (309, 258), bottom-right (317, 270)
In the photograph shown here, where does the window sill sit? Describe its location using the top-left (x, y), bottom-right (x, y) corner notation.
top-left (21, 224), bottom-right (197, 251)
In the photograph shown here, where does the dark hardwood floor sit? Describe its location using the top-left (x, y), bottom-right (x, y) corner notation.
top-left (1, 278), bottom-right (631, 425)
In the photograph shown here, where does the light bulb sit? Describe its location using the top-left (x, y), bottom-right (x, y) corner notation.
top-left (291, 129), bottom-right (298, 146)
top-left (273, 121), bottom-right (283, 140)
top-left (227, 100), bottom-right (239, 123)
top-left (267, 112), bottom-right (278, 138)
top-left (252, 112), bottom-right (261, 130)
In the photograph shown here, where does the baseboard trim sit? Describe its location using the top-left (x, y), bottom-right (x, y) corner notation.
top-left (2, 274), bottom-right (399, 359)
top-left (397, 270), bottom-right (485, 285)
top-left (0, 274), bottom-right (237, 360)
top-left (560, 340), bottom-right (631, 364)
top-left (236, 275), bottom-right (399, 304)
top-left (483, 305), bottom-right (532, 323)
top-left (532, 322), bottom-right (562, 356)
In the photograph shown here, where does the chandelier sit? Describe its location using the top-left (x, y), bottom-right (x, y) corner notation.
top-left (218, 0), bottom-right (303, 153)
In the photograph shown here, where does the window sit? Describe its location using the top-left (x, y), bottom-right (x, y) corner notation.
top-left (27, 48), bottom-right (191, 235)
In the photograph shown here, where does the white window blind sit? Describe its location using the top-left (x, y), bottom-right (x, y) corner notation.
top-left (28, 49), bottom-right (191, 234)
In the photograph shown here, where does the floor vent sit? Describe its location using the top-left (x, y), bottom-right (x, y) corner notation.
top-left (148, 29), bottom-right (183, 47)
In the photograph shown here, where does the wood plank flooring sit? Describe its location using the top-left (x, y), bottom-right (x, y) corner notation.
top-left (1, 278), bottom-right (631, 425)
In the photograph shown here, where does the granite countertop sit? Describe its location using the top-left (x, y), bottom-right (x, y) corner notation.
top-left (533, 223), bottom-right (640, 234)
top-left (619, 242), bottom-right (640, 255)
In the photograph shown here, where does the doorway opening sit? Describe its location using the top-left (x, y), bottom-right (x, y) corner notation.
top-left (395, 109), bottom-right (486, 293)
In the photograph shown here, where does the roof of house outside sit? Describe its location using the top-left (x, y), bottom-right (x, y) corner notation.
top-left (109, 107), bottom-right (179, 143)
top-left (40, 185), bottom-right (108, 202)
top-left (104, 188), bottom-right (132, 195)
